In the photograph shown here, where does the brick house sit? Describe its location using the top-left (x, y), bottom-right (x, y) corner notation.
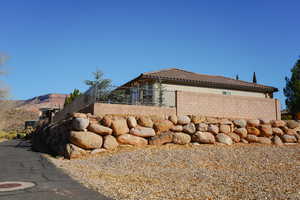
top-left (119, 68), bottom-right (278, 107)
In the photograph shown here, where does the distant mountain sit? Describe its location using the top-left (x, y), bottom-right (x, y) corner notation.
top-left (17, 93), bottom-right (68, 112)
top-left (0, 93), bottom-right (67, 132)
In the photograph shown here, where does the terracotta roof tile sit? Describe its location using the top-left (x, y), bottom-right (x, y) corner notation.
top-left (140, 68), bottom-right (278, 93)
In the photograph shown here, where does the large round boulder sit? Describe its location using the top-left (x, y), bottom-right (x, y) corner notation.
top-left (168, 114), bottom-right (178, 124)
top-left (69, 131), bottom-right (103, 149)
top-left (281, 134), bottom-right (297, 143)
top-left (103, 135), bottom-right (119, 150)
top-left (130, 127), bottom-right (156, 137)
top-left (127, 116), bottom-right (137, 128)
top-left (271, 120), bottom-right (286, 128)
top-left (286, 120), bottom-right (300, 129)
top-left (177, 116), bottom-right (191, 125)
top-left (149, 132), bottom-right (173, 145)
top-left (172, 132), bottom-right (191, 145)
top-left (138, 116), bottom-right (153, 128)
top-left (183, 123), bottom-right (196, 134)
top-left (257, 137), bottom-right (272, 144)
top-left (65, 143), bottom-right (87, 159)
top-left (192, 131), bottom-right (215, 144)
top-left (219, 124), bottom-right (231, 134)
top-left (208, 124), bottom-right (219, 134)
top-left (234, 128), bottom-right (248, 138)
top-left (88, 123), bottom-right (113, 136)
top-left (72, 118), bottom-right (89, 131)
top-left (197, 123), bottom-right (208, 132)
top-left (247, 119), bottom-right (260, 127)
top-left (247, 127), bottom-right (260, 136)
top-left (272, 128), bottom-right (284, 136)
top-left (112, 119), bottom-right (129, 136)
top-left (154, 120), bottom-right (173, 133)
top-left (233, 119), bottom-right (247, 128)
top-left (227, 132), bottom-right (240, 143)
top-left (260, 124), bottom-right (273, 137)
top-left (216, 133), bottom-right (233, 145)
top-left (246, 134), bottom-right (258, 143)
top-left (117, 134), bottom-right (148, 146)
top-left (273, 135), bottom-right (283, 145)
top-left (171, 125), bottom-right (183, 132)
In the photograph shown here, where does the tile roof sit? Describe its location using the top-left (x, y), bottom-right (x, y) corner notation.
top-left (139, 68), bottom-right (278, 93)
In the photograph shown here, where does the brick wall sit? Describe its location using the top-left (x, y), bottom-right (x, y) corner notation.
top-left (176, 91), bottom-right (280, 120)
top-left (93, 103), bottom-right (176, 116)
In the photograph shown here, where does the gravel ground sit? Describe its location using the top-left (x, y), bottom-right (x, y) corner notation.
top-left (48, 144), bottom-right (300, 200)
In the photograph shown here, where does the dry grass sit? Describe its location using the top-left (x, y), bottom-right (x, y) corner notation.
top-left (48, 144), bottom-right (300, 200)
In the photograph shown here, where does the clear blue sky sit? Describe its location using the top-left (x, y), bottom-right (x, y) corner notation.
top-left (1, 0), bottom-right (300, 108)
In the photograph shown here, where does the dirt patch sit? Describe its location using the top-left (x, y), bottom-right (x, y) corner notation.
top-left (48, 144), bottom-right (300, 200)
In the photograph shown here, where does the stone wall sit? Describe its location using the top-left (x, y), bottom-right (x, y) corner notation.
top-left (176, 91), bottom-right (281, 120)
top-left (32, 113), bottom-right (300, 159)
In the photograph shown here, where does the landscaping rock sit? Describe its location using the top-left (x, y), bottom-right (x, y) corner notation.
top-left (285, 128), bottom-right (297, 135)
top-left (112, 119), bottom-right (129, 136)
top-left (216, 133), bottom-right (233, 145)
top-left (127, 116), bottom-right (137, 128)
top-left (259, 119), bottom-right (270, 124)
top-left (281, 134), bottom-right (297, 143)
top-left (197, 123), bottom-right (208, 132)
top-left (208, 124), bottom-right (219, 134)
top-left (177, 116), bottom-right (191, 125)
top-left (103, 135), bottom-right (119, 150)
top-left (271, 120), bottom-right (286, 128)
top-left (154, 120), bottom-right (173, 133)
top-left (272, 128), bottom-right (284, 136)
top-left (130, 127), bottom-right (156, 137)
top-left (65, 143), bottom-right (87, 159)
top-left (117, 134), bottom-right (148, 146)
top-left (273, 136), bottom-right (283, 145)
top-left (192, 131), bottom-right (215, 144)
top-left (72, 113), bottom-right (88, 119)
top-left (247, 127), bottom-right (260, 136)
top-left (246, 134), bottom-right (258, 143)
top-left (219, 124), bottom-right (231, 134)
top-left (172, 132), bottom-right (191, 145)
top-left (191, 115), bottom-right (205, 124)
top-left (286, 120), bottom-right (300, 129)
top-left (260, 124), bottom-right (273, 137)
top-left (183, 123), bottom-right (196, 134)
top-left (233, 119), bottom-right (247, 128)
top-left (72, 118), bottom-right (89, 131)
top-left (149, 132), bottom-right (173, 145)
top-left (171, 125), bottom-right (183, 132)
top-left (257, 137), bottom-right (272, 144)
top-left (87, 123), bottom-right (113, 136)
top-left (240, 138), bottom-right (249, 144)
top-left (234, 128), bottom-right (247, 138)
top-left (138, 116), bottom-right (153, 127)
top-left (168, 114), bottom-right (178, 124)
top-left (295, 133), bottom-right (300, 143)
top-left (90, 148), bottom-right (107, 154)
top-left (101, 116), bottom-right (112, 127)
top-left (69, 131), bottom-right (103, 149)
top-left (227, 132), bottom-right (240, 143)
top-left (247, 119), bottom-right (260, 127)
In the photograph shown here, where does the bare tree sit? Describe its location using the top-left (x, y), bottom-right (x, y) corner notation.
top-left (0, 53), bottom-right (9, 99)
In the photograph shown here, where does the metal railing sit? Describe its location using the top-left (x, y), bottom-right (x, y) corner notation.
top-left (91, 85), bottom-right (176, 108)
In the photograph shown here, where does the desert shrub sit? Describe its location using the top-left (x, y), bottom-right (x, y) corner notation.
top-left (0, 130), bottom-right (18, 140)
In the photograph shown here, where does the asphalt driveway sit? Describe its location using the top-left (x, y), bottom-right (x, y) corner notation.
top-left (0, 139), bottom-right (111, 200)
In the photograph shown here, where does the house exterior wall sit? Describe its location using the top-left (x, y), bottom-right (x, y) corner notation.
top-left (176, 91), bottom-right (280, 120)
top-left (151, 83), bottom-right (267, 108)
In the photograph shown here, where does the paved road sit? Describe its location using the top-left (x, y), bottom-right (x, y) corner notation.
top-left (0, 140), bottom-right (112, 200)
